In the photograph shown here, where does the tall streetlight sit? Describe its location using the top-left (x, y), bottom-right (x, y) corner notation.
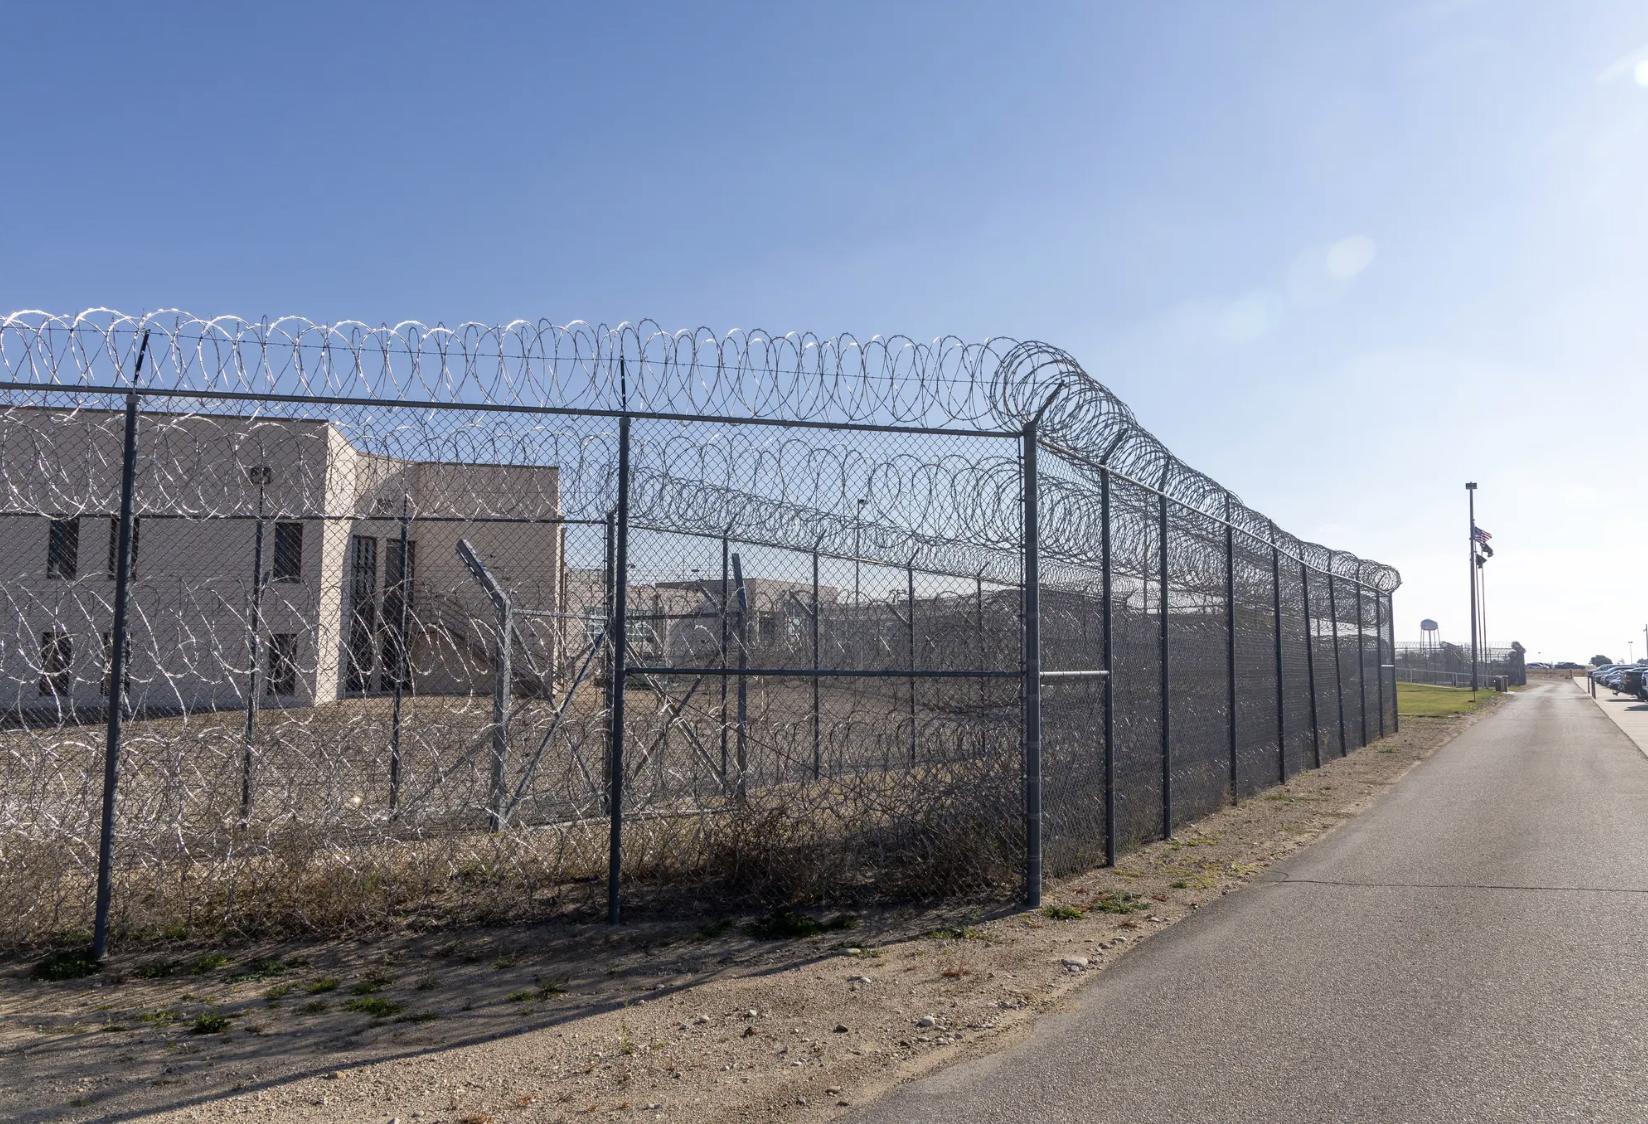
top-left (1466, 482), bottom-right (1478, 693)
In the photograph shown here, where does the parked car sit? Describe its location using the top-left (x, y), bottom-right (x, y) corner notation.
top-left (1556, 662), bottom-right (1583, 670)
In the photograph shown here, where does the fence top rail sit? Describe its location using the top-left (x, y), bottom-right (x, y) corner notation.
top-left (0, 308), bottom-right (1400, 593)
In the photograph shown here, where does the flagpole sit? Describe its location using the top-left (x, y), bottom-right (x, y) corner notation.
top-left (1467, 482), bottom-right (1478, 695)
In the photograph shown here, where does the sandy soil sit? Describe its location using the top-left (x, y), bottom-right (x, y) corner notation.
top-left (0, 700), bottom-right (1501, 1124)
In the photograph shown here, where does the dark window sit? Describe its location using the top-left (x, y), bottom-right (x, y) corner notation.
top-left (106, 516), bottom-right (140, 579)
top-left (345, 535), bottom-right (378, 692)
top-left (380, 539), bottom-right (415, 690)
top-left (101, 629), bottom-right (130, 698)
top-left (272, 522), bottom-right (303, 582)
top-left (46, 517), bottom-right (79, 579)
top-left (39, 630), bottom-right (71, 696)
top-left (267, 633), bottom-right (298, 696)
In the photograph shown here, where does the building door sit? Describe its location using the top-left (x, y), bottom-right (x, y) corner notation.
top-left (380, 538), bottom-right (415, 691)
top-left (345, 535), bottom-right (378, 692)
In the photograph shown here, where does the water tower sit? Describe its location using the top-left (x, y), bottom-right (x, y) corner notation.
top-left (1421, 619), bottom-right (1439, 651)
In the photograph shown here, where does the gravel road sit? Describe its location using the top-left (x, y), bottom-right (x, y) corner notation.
top-left (852, 682), bottom-right (1648, 1123)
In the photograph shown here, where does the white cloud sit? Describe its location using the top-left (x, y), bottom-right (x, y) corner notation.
top-left (1595, 41), bottom-right (1648, 84)
top-left (1325, 235), bottom-right (1378, 280)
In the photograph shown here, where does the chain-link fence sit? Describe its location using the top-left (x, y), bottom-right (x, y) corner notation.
top-left (1394, 642), bottom-right (1524, 687)
top-left (0, 311), bottom-right (1400, 951)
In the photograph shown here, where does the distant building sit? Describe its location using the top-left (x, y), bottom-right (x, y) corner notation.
top-left (0, 405), bottom-right (562, 715)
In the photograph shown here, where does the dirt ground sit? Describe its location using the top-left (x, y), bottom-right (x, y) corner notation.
top-left (0, 700), bottom-right (1502, 1124)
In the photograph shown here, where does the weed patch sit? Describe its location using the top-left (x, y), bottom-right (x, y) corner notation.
top-left (189, 1013), bottom-right (232, 1035)
top-left (31, 949), bottom-right (101, 982)
top-left (348, 973), bottom-right (392, 995)
top-left (745, 908), bottom-right (858, 941)
top-left (263, 982), bottom-right (296, 1003)
top-left (1088, 891), bottom-right (1150, 914)
top-left (342, 996), bottom-right (403, 1018)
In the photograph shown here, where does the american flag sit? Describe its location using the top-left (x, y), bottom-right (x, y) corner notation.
top-left (1472, 526), bottom-right (1493, 544)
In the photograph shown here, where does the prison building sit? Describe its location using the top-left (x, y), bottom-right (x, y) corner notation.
top-left (0, 405), bottom-right (562, 715)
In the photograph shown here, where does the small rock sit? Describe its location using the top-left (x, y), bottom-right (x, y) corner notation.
top-left (323, 1072), bottom-right (343, 1081)
top-left (742, 1025), bottom-right (757, 1038)
top-left (845, 947), bottom-right (863, 956)
top-left (1061, 956), bottom-right (1089, 971)
top-left (848, 975), bottom-right (872, 986)
top-left (692, 1014), bottom-right (711, 1025)
top-left (832, 1024), bottom-right (849, 1034)
top-left (1148, 915), bottom-right (1165, 923)
top-left (826, 1086), bottom-right (842, 1095)
top-left (915, 1015), bottom-right (939, 1029)
top-left (796, 1096), bottom-right (808, 1106)
top-left (743, 1008), bottom-right (759, 1019)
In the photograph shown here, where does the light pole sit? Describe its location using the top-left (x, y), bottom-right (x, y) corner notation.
top-left (1466, 482), bottom-right (1478, 694)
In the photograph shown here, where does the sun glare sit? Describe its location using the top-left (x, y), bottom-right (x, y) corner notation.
top-left (1634, 58), bottom-right (1648, 87)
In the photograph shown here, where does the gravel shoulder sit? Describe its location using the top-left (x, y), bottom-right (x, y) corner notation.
top-left (0, 702), bottom-right (1499, 1123)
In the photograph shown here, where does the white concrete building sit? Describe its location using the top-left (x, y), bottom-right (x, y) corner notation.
top-left (0, 404), bottom-right (562, 715)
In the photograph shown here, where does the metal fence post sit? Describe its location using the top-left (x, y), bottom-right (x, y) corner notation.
top-left (719, 528), bottom-right (730, 785)
top-left (975, 570), bottom-right (987, 752)
top-left (1328, 567), bottom-right (1347, 756)
top-left (240, 478), bottom-right (266, 822)
top-left (1223, 495), bottom-right (1237, 798)
top-left (1357, 581), bottom-right (1369, 749)
top-left (906, 558), bottom-right (917, 764)
top-left (1387, 591), bottom-right (1399, 733)
top-left (1100, 465), bottom-right (1116, 867)
top-left (606, 414), bottom-right (632, 925)
top-left (602, 511), bottom-right (616, 803)
top-left (1270, 523), bottom-right (1286, 784)
top-left (1021, 418), bottom-right (1042, 908)
top-left (92, 334), bottom-right (147, 960)
top-left (1374, 585), bottom-right (1386, 739)
top-left (1158, 492), bottom-right (1171, 840)
top-left (389, 497), bottom-right (410, 814)
top-left (488, 603), bottom-right (512, 830)
top-left (732, 551), bottom-right (749, 802)
top-left (1301, 561), bottom-right (1321, 769)
top-left (811, 539), bottom-right (822, 779)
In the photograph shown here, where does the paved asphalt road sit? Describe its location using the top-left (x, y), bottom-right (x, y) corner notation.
top-left (853, 682), bottom-right (1648, 1123)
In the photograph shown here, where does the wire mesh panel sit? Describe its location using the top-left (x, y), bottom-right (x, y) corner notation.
top-left (1039, 561), bottom-right (1107, 879)
top-left (1305, 553), bottom-right (1346, 758)
top-left (1232, 525), bottom-right (1281, 796)
top-left (612, 417), bottom-right (1027, 906)
top-left (1164, 504), bottom-right (1228, 825)
top-left (0, 310), bottom-right (1404, 949)
top-left (0, 392), bottom-right (128, 937)
top-left (1331, 562), bottom-right (1366, 753)
top-left (1379, 595), bottom-right (1398, 731)
top-left (1109, 476), bottom-right (1164, 847)
top-left (1275, 545), bottom-right (1315, 774)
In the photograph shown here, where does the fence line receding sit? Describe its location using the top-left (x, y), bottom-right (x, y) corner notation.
top-left (0, 309), bottom-right (1400, 952)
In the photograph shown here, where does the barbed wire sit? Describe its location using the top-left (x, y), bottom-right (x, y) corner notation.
top-left (0, 309), bottom-right (1400, 949)
top-left (0, 311), bottom-right (1400, 592)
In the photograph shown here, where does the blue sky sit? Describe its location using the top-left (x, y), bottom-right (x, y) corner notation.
top-left (4, 0), bottom-right (1647, 661)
